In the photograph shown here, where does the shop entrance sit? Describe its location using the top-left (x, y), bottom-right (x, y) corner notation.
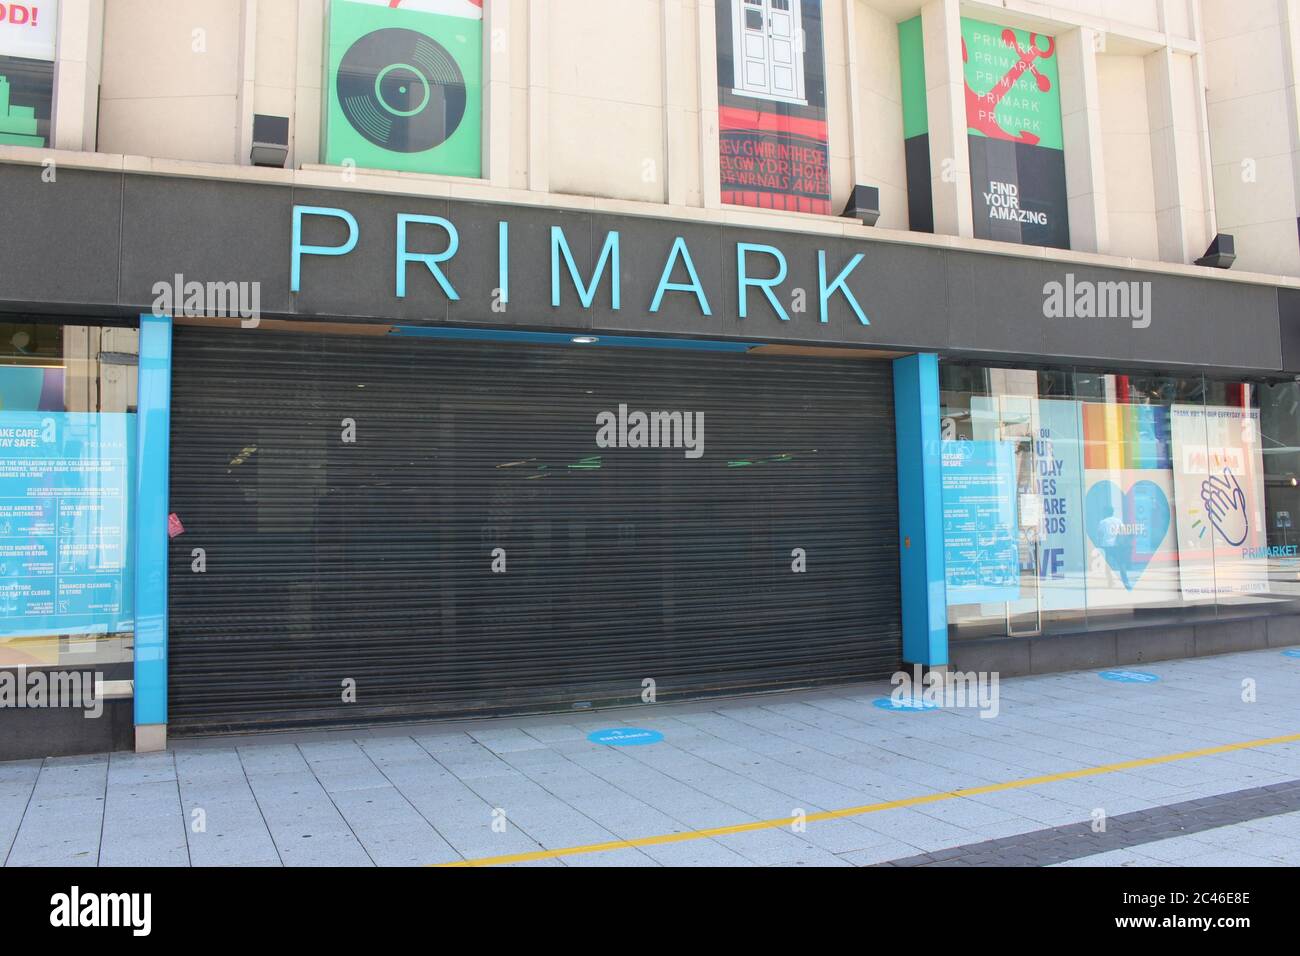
top-left (166, 326), bottom-right (901, 732)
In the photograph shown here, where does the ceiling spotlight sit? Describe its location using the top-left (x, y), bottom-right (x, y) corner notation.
top-left (571, 336), bottom-right (599, 344)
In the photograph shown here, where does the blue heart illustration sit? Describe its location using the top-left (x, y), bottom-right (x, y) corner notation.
top-left (1084, 480), bottom-right (1171, 588)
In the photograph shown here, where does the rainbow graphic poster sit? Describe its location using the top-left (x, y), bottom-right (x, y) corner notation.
top-left (1081, 403), bottom-right (1171, 470)
top-left (1080, 403), bottom-right (1181, 607)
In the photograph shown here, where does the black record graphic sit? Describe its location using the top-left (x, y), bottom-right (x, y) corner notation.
top-left (337, 27), bottom-right (466, 153)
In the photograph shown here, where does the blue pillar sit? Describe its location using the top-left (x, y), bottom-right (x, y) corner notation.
top-left (892, 353), bottom-right (948, 666)
top-left (134, 313), bottom-right (172, 732)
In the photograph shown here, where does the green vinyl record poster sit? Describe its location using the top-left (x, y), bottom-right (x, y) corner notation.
top-left (324, 0), bottom-right (482, 178)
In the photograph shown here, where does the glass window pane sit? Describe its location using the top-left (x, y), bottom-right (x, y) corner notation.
top-left (939, 362), bottom-right (1278, 640)
top-left (1076, 370), bottom-right (1216, 632)
top-left (0, 321), bottom-right (137, 669)
top-left (940, 362), bottom-right (1003, 639)
top-left (1208, 380), bottom-right (1300, 617)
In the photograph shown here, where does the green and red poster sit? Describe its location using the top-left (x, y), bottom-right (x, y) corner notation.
top-left (324, 0), bottom-right (482, 177)
top-left (963, 18), bottom-right (1069, 247)
top-left (715, 0), bottom-right (830, 214)
top-left (899, 15), bottom-right (1070, 248)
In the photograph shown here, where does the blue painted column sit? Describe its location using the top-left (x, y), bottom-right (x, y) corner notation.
top-left (892, 353), bottom-right (948, 667)
top-left (134, 313), bottom-right (172, 747)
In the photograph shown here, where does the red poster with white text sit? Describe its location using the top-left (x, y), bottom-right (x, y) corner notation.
top-left (715, 0), bottom-right (830, 215)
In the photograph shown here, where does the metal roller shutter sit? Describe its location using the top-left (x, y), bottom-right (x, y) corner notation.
top-left (167, 326), bottom-right (900, 733)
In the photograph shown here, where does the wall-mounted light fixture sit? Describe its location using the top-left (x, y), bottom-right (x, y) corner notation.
top-left (841, 184), bottom-right (881, 227)
top-left (250, 114), bottom-right (290, 168)
top-left (1194, 233), bottom-right (1235, 269)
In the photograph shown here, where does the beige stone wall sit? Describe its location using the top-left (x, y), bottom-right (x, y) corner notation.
top-left (547, 0), bottom-right (665, 203)
top-left (1098, 53), bottom-right (1160, 261)
top-left (853, 0), bottom-right (907, 229)
top-left (97, 0), bottom-right (242, 163)
top-left (1203, 0), bottom-right (1300, 277)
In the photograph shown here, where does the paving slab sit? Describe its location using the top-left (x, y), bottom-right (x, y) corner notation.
top-left (2, 645), bottom-right (1299, 866)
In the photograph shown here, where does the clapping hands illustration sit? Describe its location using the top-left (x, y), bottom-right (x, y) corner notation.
top-left (1200, 466), bottom-right (1249, 546)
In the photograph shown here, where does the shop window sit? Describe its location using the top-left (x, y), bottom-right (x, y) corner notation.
top-left (1236, 379), bottom-right (1300, 617)
top-left (0, 321), bottom-right (138, 669)
top-left (940, 362), bottom-right (1300, 640)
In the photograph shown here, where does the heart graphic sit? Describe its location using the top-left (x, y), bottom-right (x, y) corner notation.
top-left (1084, 480), bottom-right (1171, 589)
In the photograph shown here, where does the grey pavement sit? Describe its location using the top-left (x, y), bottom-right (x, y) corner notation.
top-left (876, 778), bottom-right (1300, 866)
top-left (3, 645), bottom-right (1300, 866)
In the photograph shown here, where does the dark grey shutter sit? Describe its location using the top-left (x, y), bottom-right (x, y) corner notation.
top-left (167, 326), bottom-right (900, 732)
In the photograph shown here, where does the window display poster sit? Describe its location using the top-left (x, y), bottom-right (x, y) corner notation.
top-left (961, 17), bottom-right (1070, 249)
top-left (0, 53), bottom-right (52, 147)
top-left (1170, 404), bottom-right (1269, 599)
top-left (941, 440), bottom-right (1020, 605)
top-left (0, 412), bottom-right (134, 638)
top-left (1081, 404), bottom-right (1181, 607)
top-left (0, 365), bottom-right (62, 411)
top-left (0, 1), bottom-right (55, 148)
top-left (0, 1), bottom-right (57, 61)
top-left (969, 396), bottom-right (1087, 610)
top-left (716, 0), bottom-right (831, 214)
top-left (324, 0), bottom-right (482, 177)
top-left (1034, 399), bottom-right (1087, 610)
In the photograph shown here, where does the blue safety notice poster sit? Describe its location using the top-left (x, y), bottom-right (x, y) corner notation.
top-left (941, 439), bottom-right (1020, 605)
top-left (0, 412), bottom-right (134, 637)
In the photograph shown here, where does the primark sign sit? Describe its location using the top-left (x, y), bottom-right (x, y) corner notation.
top-left (1, 165), bottom-right (1281, 370)
top-left (288, 204), bottom-right (871, 327)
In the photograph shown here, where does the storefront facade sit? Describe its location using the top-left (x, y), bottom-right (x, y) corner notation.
top-left (2, 161), bottom-right (1300, 755)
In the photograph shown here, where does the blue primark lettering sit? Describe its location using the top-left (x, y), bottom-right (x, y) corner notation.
top-left (396, 214), bottom-right (459, 300)
top-left (736, 243), bottom-right (790, 321)
top-left (650, 236), bottom-right (712, 316)
top-left (1243, 545), bottom-right (1299, 559)
top-left (498, 220), bottom-right (509, 305)
top-left (288, 206), bottom-right (873, 328)
top-left (818, 251), bottom-right (869, 325)
top-left (290, 205), bottom-right (359, 292)
top-left (552, 227), bottom-right (621, 310)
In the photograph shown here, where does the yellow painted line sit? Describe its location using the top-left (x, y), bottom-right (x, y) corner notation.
top-left (432, 731), bottom-right (1300, 867)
